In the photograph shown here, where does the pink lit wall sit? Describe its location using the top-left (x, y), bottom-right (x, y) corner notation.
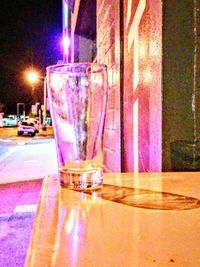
top-left (123, 0), bottom-right (162, 172)
top-left (97, 0), bottom-right (121, 172)
top-left (63, 0), bottom-right (199, 172)
top-left (67, 0), bottom-right (162, 173)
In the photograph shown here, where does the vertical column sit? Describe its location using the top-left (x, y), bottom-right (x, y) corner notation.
top-left (123, 0), bottom-right (162, 172)
top-left (97, 0), bottom-right (121, 172)
top-left (162, 0), bottom-right (198, 171)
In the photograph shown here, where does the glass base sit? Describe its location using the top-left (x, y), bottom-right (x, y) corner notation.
top-left (59, 169), bottom-right (103, 191)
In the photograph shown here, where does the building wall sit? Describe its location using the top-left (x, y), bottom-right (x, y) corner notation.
top-left (195, 0), bottom-right (200, 140)
top-left (123, 0), bottom-right (162, 172)
top-left (63, 0), bottom-right (200, 172)
top-left (96, 0), bottom-right (121, 172)
top-left (96, 0), bottom-right (162, 172)
top-left (76, 35), bottom-right (95, 62)
top-left (162, 0), bottom-right (199, 171)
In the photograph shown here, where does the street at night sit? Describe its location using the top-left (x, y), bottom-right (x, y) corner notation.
top-left (0, 1), bottom-right (62, 115)
top-left (1, 0), bottom-right (200, 266)
top-left (0, 126), bottom-right (58, 184)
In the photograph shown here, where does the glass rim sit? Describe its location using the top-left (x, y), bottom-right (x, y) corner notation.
top-left (46, 62), bottom-right (107, 74)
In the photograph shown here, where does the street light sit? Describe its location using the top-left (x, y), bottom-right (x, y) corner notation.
top-left (26, 69), bottom-right (39, 94)
top-left (63, 36), bottom-right (70, 56)
top-left (27, 71), bottom-right (39, 83)
top-left (26, 69), bottom-right (47, 130)
top-left (63, 35), bottom-right (70, 63)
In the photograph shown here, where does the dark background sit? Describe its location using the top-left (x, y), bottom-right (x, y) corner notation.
top-left (0, 0), bottom-right (62, 115)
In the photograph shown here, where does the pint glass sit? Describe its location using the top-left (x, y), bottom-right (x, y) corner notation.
top-left (46, 63), bottom-right (108, 190)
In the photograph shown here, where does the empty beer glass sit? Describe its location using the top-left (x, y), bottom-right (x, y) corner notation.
top-left (46, 63), bottom-right (108, 190)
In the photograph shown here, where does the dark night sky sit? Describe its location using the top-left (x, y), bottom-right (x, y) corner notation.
top-left (0, 0), bottom-right (62, 115)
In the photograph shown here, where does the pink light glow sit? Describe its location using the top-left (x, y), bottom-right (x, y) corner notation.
top-left (63, 36), bottom-right (70, 55)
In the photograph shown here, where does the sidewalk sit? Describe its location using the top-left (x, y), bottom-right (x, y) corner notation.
top-left (0, 126), bottom-right (56, 266)
top-left (0, 179), bottom-right (42, 267)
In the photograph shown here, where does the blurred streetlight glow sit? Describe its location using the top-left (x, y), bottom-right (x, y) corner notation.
top-left (26, 70), bottom-right (40, 83)
top-left (63, 36), bottom-right (70, 55)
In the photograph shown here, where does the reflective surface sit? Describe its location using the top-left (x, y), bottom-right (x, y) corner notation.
top-left (47, 63), bottom-right (108, 190)
top-left (26, 172), bottom-right (200, 267)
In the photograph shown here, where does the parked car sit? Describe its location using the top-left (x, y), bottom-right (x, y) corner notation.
top-left (27, 118), bottom-right (40, 133)
top-left (3, 115), bottom-right (18, 127)
top-left (17, 120), bottom-right (37, 136)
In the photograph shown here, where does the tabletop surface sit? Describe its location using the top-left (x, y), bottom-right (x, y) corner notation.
top-left (25, 172), bottom-right (200, 267)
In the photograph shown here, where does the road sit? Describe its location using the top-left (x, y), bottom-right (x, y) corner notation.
top-left (0, 126), bottom-right (58, 184)
top-left (0, 127), bottom-right (58, 266)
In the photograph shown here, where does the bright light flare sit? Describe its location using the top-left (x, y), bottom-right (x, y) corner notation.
top-left (63, 36), bottom-right (70, 55)
top-left (26, 70), bottom-right (39, 83)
